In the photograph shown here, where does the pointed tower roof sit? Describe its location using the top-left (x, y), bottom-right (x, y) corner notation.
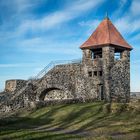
top-left (80, 18), bottom-right (132, 50)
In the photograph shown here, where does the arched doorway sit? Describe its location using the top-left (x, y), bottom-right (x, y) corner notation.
top-left (39, 88), bottom-right (66, 101)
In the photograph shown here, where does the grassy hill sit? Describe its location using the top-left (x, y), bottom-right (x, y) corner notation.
top-left (0, 101), bottom-right (140, 140)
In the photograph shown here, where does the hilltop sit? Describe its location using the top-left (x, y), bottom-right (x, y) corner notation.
top-left (0, 101), bottom-right (140, 140)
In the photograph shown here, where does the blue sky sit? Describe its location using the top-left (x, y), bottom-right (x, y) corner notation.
top-left (0, 0), bottom-right (140, 92)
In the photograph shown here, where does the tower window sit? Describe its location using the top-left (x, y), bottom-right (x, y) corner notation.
top-left (88, 71), bottom-right (92, 77)
top-left (92, 51), bottom-right (94, 59)
top-left (115, 52), bottom-right (121, 60)
top-left (99, 71), bottom-right (102, 76)
top-left (94, 50), bottom-right (102, 59)
top-left (91, 49), bottom-right (102, 60)
top-left (94, 71), bottom-right (97, 76)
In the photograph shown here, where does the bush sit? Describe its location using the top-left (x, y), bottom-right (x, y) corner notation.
top-left (127, 102), bottom-right (140, 113)
top-left (102, 103), bottom-right (111, 114)
top-left (110, 103), bottom-right (128, 114)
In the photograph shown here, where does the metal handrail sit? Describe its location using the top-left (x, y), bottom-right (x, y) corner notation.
top-left (34, 59), bottom-right (82, 80)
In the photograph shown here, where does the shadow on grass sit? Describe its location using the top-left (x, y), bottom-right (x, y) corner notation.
top-left (57, 102), bottom-right (104, 129)
top-left (0, 130), bottom-right (82, 140)
top-left (0, 102), bottom-right (109, 131)
top-left (0, 102), bottom-right (140, 139)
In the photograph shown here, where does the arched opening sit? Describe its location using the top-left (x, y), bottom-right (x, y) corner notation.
top-left (39, 87), bottom-right (66, 101)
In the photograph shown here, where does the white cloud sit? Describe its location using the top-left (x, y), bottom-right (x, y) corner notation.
top-left (79, 19), bottom-right (100, 28)
top-left (113, 0), bottom-right (127, 17)
top-left (130, 33), bottom-right (140, 42)
top-left (120, 0), bottom-right (127, 6)
top-left (114, 2), bottom-right (140, 36)
top-left (0, 63), bottom-right (37, 68)
top-left (14, 0), bottom-right (33, 13)
top-left (114, 18), bottom-right (140, 39)
top-left (6, 0), bottom-right (45, 15)
top-left (77, 0), bottom-right (140, 38)
top-left (78, 19), bottom-right (100, 36)
top-left (17, 0), bottom-right (104, 33)
top-left (17, 37), bottom-right (82, 55)
top-left (114, 17), bottom-right (132, 35)
top-left (0, 0), bottom-right (104, 40)
top-left (130, 0), bottom-right (140, 16)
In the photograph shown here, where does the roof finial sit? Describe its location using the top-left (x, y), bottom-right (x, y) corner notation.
top-left (105, 11), bottom-right (109, 19)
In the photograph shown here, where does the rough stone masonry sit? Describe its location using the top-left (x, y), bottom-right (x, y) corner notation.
top-left (0, 17), bottom-right (133, 113)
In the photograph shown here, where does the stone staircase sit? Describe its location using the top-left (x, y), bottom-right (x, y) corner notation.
top-left (0, 59), bottom-right (82, 113)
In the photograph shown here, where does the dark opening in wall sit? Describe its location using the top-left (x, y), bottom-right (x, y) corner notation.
top-left (99, 71), bottom-right (102, 76)
top-left (88, 71), bottom-right (102, 77)
top-left (88, 71), bottom-right (92, 77)
top-left (91, 49), bottom-right (102, 60)
top-left (99, 85), bottom-right (104, 100)
top-left (94, 52), bottom-right (102, 59)
top-left (94, 71), bottom-right (97, 76)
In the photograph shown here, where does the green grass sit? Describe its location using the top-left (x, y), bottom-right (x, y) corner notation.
top-left (0, 102), bottom-right (140, 140)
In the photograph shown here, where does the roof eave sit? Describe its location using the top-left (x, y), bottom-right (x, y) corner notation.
top-left (80, 43), bottom-right (133, 51)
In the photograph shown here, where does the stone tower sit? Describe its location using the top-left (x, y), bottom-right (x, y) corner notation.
top-left (80, 17), bottom-right (132, 102)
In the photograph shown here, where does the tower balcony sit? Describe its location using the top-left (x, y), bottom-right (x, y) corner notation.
top-left (83, 58), bottom-right (103, 67)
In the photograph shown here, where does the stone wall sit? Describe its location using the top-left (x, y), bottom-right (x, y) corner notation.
top-left (102, 46), bottom-right (115, 101)
top-left (110, 50), bottom-right (130, 102)
top-left (35, 63), bottom-right (82, 101)
top-left (5, 80), bottom-right (27, 92)
top-left (0, 82), bottom-right (35, 114)
top-left (81, 46), bottom-right (131, 102)
top-left (5, 80), bottom-right (16, 92)
top-left (35, 61), bottom-right (103, 102)
top-left (110, 61), bottom-right (130, 102)
top-left (0, 46), bottom-right (131, 114)
top-left (33, 47), bottom-right (130, 103)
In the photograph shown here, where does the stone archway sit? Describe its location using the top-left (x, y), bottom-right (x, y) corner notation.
top-left (39, 87), bottom-right (67, 101)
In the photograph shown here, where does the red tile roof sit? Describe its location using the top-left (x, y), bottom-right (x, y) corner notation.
top-left (80, 18), bottom-right (132, 50)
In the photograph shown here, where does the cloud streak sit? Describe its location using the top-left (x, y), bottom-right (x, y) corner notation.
top-left (130, 0), bottom-right (140, 17)
top-left (17, 37), bottom-right (82, 55)
top-left (0, 63), bottom-right (38, 68)
top-left (113, 0), bottom-right (140, 38)
top-left (16, 0), bottom-right (104, 34)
